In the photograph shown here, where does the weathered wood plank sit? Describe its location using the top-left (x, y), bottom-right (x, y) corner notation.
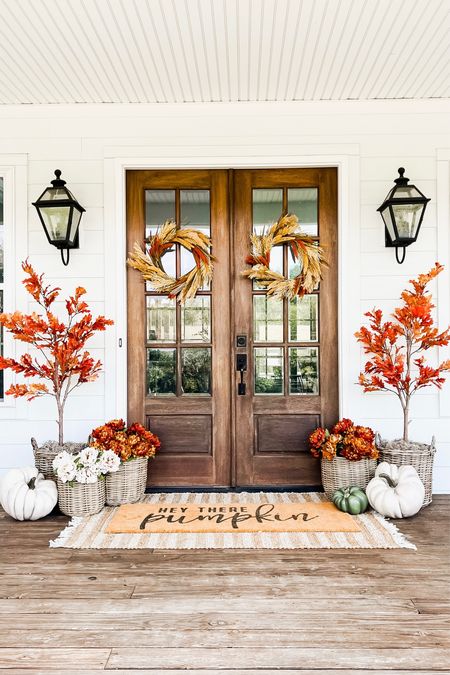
top-left (0, 596), bottom-right (418, 615)
top-left (0, 648), bottom-right (110, 670)
top-left (1, 627), bottom-right (448, 649)
top-left (1, 613), bottom-right (447, 631)
top-left (106, 647), bottom-right (450, 670)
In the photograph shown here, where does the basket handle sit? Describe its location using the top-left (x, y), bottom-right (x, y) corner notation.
top-left (30, 437), bottom-right (39, 453)
top-left (375, 432), bottom-right (383, 447)
top-left (430, 435), bottom-right (436, 452)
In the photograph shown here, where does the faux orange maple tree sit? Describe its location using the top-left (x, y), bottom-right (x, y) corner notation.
top-left (0, 261), bottom-right (113, 445)
top-left (355, 263), bottom-right (450, 442)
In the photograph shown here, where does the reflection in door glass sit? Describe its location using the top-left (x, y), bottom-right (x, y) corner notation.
top-left (182, 297), bottom-right (211, 343)
top-left (288, 188), bottom-right (318, 236)
top-left (253, 295), bottom-right (283, 342)
top-left (180, 190), bottom-right (210, 232)
top-left (289, 347), bottom-right (319, 394)
top-left (182, 348), bottom-right (212, 395)
top-left (147, 348), bottom-right (176, 396)
top-left (146, 296), bottom-right (176, 342)
top-left (254, 347), bottom-right (284, 395)
top-left (289, 295), bottom-right (318, 342)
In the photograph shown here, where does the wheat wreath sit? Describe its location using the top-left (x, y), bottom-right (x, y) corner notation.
top-left (127, 220), bottom-right (216, 304)
top-left (243, 213), bottom-right (327, 300)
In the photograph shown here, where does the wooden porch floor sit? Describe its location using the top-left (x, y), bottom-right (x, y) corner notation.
top-left (0, 496), bottom-right (449, 674)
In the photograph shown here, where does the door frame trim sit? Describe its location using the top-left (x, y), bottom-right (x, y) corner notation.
top-left (104, 152), bottom-right (360, 429)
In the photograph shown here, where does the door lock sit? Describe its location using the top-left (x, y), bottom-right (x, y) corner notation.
top-left (236, 354), bottom-right (247, 395)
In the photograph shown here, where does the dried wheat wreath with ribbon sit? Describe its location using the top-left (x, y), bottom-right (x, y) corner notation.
top-left (243, 213), bottom-right (327, 300)
top-left (127, 220), bottom-right (215, 304)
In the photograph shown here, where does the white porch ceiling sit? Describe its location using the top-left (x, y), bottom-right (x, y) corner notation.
top-left (0, 0), bottom-right (448, 105)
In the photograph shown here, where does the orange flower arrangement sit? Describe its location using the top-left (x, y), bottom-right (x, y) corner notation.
top-left (309, 418), bottom-right (378, 462)
top-left (90, 419), bottom-right (160, 462)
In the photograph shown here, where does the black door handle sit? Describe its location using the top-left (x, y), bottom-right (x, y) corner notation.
top-left (236, 354), bottom-right (247, 395)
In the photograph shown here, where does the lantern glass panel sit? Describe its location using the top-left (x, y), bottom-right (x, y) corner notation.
top-left (40, 205), bottom-right (71, 242)
top-left (380, 206), bottom-right (396, 242)
top-left (69, 208), bottom-right (82, 244)
top-left (392, 203), bottom-right (423, 240)
top-left (394, 185), bottom-right (423, 200)
top-left (40, 187), bottom-right (68, 201)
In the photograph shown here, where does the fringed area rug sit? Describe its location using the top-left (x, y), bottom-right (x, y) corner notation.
top-left (49, 492), bottom-right (416, 550)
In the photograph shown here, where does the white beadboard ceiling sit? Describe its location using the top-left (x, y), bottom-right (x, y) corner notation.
top-left (0, 0), bottom-right (448, 105)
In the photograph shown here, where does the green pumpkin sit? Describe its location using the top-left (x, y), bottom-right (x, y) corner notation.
top-left (332, 486), bottom-right (369, 515)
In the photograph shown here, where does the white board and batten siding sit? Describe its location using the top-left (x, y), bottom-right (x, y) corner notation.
top-left (0, 99), bottom-right (449, 492)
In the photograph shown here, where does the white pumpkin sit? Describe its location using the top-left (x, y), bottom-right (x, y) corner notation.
top-left (0, 466), bottom-right (57, 521)
top-left (366, 462), bottom-right (424, 518)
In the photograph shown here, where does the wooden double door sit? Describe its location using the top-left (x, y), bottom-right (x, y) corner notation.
top-left (127, 168), bottom-right (338, 488)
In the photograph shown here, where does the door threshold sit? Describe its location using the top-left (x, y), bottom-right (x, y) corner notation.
top-left (145, 486), bottom-right (323, 493)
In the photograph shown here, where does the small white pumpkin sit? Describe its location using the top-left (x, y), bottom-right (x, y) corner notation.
top-left (0, 466), bottom-right (57, 521)
top-left (366, 462), bottom-right (424, 518)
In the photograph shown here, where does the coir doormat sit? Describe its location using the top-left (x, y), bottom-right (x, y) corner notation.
top-left (50, 492), bottom-right (416, 549)
top-left (105, 500), bottom-right (360, 534)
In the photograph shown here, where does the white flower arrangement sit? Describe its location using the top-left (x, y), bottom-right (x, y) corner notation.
top-left (53, 447), bottom-right (121, 485)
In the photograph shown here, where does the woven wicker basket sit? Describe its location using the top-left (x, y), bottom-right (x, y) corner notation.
top-left (321, 456), bottom-right (377, 499)
top-left (57, 479), bottom-right (105, 517)
top-left (32, 438), bottom-right (86, 480)
top-left (376, 435), bottom-right (436, 507)
top-left (105, 457), bottom-right (148, 506)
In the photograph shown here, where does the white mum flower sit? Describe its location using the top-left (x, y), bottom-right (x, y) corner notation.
top-left (75, 466), bottom-right (99, 484)
top-left (53, 451), bottom-right (73, 471)
top-left (98, 450), bottom-right (121, 474)
top-left (56, 460), bottom-right (77, 483)
top-left (78, 447), bottom-right (99, 467)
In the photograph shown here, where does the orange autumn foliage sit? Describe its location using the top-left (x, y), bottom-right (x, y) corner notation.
top-left (355, 263), bottom-right (450, 441)
top-left (0, 260), bottom-right (113, 444)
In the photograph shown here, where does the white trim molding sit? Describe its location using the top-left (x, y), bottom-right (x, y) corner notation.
top-left (0, 154), bottom-right (28, 415)
top-left (437, 149), bottom-right (450, 417)
top-left (104, 149), bottom-right (360, 423)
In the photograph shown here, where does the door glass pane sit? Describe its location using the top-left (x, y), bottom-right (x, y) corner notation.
top-left (145, 189), bottom-right (176, 232)
top-left (182, 348), bottom-right (212, 395)
top-left (253, 296), bottom-right (283, 342)
top-left (180, 190), bottom-right (210, 234)
top-left (146, 296), bottom-right (176, 342)
top-left (180, 190), bottom-right (211, 287)
top-left (289, 295), bottom-right (318, 342)
top-left (288, 188), bottom-right (318, 236)
top-left (182, 296), bottom-right (211, 343)
top-left (253, 188), bottom-right (283, 228)
top-left (289, 347), bottom-right (319, 394)
top-left (254, 347), bottom-right (284, 395)
top-left (253, 189), bottom-right (283, 286)
top-left (147, 348), bottom-right (176, 396)
top-left (145, 190), bottom-right (176, 286)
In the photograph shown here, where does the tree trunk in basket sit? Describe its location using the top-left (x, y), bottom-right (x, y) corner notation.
top-left (57, 399), bottom-right (64, 446)
top-left (403, 403), bottom-right (409, 443)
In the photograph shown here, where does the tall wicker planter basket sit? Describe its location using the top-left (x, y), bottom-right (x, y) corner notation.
top-left (321, 456), bottom-right (377, 499)
top-left (57, 479), bottom-right (105, 517)
top-left (32, 438), bottom-right (86, 480)
top-left (105, 457), bottom-right (148, 506)
top-left (376, 435), bottom-right (436, 507)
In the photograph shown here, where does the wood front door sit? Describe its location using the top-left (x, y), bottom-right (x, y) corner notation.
top-left (127, 168), bottom-right (338, 488)
top-left (232, 168), bottom-right (338, 487)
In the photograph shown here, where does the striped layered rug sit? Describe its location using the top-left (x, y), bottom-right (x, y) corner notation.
top-left (50, 491), bottom-right (415, 550)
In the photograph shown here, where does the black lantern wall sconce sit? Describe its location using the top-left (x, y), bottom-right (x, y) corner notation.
top-left (378, 167), bottom-right (430, 264)
top-left (32, 170), bottom-right (85, 266)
